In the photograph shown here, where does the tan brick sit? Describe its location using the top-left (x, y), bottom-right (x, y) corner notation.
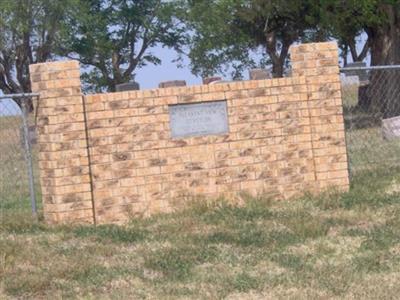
top-left (30, 41), bottom-right (350, 225)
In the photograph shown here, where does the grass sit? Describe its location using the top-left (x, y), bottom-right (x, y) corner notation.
top-left (341, 82), bottom-right (400, 174)
top-left (1, 168), bottom-right (400, 299)
top-left (346, 127), bottom-right (400, 174)
top-left (0, 115), bottom-right (42, 220)
top-left (1, 83), bottom-right (400, 298)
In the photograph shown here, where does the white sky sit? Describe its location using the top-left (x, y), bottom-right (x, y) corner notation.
top-left (0, 34), bottom-right (370, 116)
top-left (135, 46), bottom-right (201, 89)
top-left (136, 34), bottom-right (369, 89)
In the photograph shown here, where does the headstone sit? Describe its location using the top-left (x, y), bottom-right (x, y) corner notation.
top-left (343, 62), bottom-right (369, 82)
top-left (210, 80), bottom-right (230, 85)
top-left (169, 100), bottom-right (229, 138)
top-left (249, 68), bottom-right (271, 80)
top-left (203, 77), bottom-right (222, 84)
top-left (159, 80), bottom-right (186, 88)
top-left (115, 81), bottom-right (140, 92)
top-left (382, 116), bottom-right (400, 140)
top-left (340, 75), bottom-right (360, 86)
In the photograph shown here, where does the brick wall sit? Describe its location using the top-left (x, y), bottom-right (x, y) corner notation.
top-left (30, 42), bottom-right (349, 225)
top-left (291, 42), bottom-right (349, 188)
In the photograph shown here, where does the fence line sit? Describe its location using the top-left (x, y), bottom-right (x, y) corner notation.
top-left (340, 65), bottom-right (400, 176)
top-left (341, 65), bottom-right (400, 71)
top-left (1, 66), bottom-right (400, 219)
top-left (0, 93), bottom-right (39, 100)
top-left (0, 95), bottom-right (39, 219)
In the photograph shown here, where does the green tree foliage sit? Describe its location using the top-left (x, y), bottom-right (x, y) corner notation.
top-left (321, 0), bottom-right (400, 66)
top-left (0, 0), bottom-right (75, 107)
top-left (180, 0), bottom-right (324, 79)
top-left (62, 0), bottom-right (187, 92)
top-left (319, 0), bottom-right (370, 64)
top-left (321, 0), bottom-right (400, 116)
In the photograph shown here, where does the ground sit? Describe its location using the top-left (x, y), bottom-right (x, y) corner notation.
top-left (1, 167), bottom-right (400, 299)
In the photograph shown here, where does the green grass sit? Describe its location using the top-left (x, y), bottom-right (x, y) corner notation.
top-left (346, 127), bottom-right (400, 174)
top-left (341, 82), bottom-right (400, 175)
top-left (1, 169), bottom-right (400, 299)
top-left (2, 87), bottom-right (400, 298)
top-left (0, 115), bottom-right (42, 220)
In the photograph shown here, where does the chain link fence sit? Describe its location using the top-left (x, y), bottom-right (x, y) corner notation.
top-left (340, 65), bottom-right (400, 177)
top-left (1, 68), bottom-right (399, 220)
top-left (0, 95), bottom-right (40, 221)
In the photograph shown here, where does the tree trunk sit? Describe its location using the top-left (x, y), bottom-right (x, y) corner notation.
top-left (359, 4), bottom-right (400, 118)
top-left (265, 32), bottom-right (291, 78)
top-left (272, 61), bottom-right (284, 78)
top-left (348, 39), bottom-right (369, 63)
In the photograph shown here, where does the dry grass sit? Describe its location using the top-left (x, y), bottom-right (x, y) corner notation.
top-left (1, 86), bottom-right (400, 298)
top-left (1, 168), bottom-right (400, 299)
top-left (346, 127), bottom-right (400, 174)
top-left (0, 115), bottom-right (41, 219)
top-left (341, 82), bottom-right (400, 175)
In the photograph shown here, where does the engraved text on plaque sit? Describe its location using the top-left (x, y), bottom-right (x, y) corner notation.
top-left (169, 100), bottom-right (229, 138)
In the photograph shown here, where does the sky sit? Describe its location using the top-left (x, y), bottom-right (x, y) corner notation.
top-left (135, 46), bottom-right (201, 89)
top-left (135, 33), bottom-right (370, 89)
top-left (0, 34), bottom-right (370, 93)
top-left (0, 35), bottom-right (369, 116)
top-left (0, 45), bottom-right (203, 116)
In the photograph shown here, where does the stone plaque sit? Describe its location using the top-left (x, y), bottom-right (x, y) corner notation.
top-left (169, 101), bottom-right (229, 138)
top-left (382, 116), bottom-right (400, 140)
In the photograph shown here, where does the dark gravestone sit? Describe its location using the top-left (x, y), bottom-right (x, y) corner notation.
top-left (116, 82), bottom-right (140, 92)
top-left (249, 68), bottom-right (271, 80)
top-left (210, 80), bottom-right (230, 84)
top-left (159, 80), bottom-right (186, 88)
top-left (203, 77), bottom-right (222, 84)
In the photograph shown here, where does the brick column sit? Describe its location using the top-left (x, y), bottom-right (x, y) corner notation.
top-left (290, 42), bottom-right (350, 190)
top-left (29, 61), bottom-right (94, 224)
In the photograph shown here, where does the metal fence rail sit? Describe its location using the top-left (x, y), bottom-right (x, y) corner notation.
top-left (340, 65), bottom-right (400, 176)
top-left (0, 95), bottom-right (40, 221)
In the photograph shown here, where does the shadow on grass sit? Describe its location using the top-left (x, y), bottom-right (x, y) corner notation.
top-left (72, 224), bottom-right (149, 244)
top-left (143, 244), bottom-right (219, 280)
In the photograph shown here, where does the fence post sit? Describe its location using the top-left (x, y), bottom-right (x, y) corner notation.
top-left (21, 98), bottom-right (37, 216)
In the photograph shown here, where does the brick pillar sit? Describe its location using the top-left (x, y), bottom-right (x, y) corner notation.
top-left (290, 42), bottom-right (350, 190)
top-left (29, 61), bottom-right (94, 224)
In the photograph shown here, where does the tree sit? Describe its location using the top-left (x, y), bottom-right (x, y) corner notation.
top-left (365, 2), bottom-right (400, 66)
top-left (0, 0), bottom-right (75, 109)
top-left (319, 0), bottom-right (370, 65)
top-left (62, 0), bottom-right (187, 93)
top-left (322, 0), bottom-right (400, 117)
top-left (180, 0), bottom-right (324, 79)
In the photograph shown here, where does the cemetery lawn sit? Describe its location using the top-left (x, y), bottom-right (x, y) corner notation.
top-left (1, 168), bottom-right (400, 299)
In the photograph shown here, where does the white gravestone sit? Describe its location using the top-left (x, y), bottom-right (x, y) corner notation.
top-left (382, 116), bottom-right (400, 140)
